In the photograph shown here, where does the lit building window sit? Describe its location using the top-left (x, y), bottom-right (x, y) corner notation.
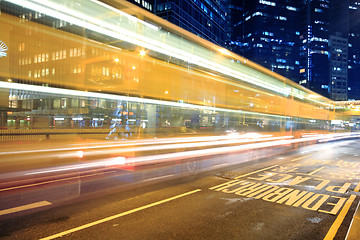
top-left (259, 0), bottom-right (276, 6)
top-left (276, 59), bottom-right (286, 63)
top-left (252, 12), bottom-right (263, 17)
top-left (286, 6), bottom-right (297, 11)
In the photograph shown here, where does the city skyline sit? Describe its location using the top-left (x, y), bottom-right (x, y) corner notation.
top-left (128, 0), bottom-right (360, 101)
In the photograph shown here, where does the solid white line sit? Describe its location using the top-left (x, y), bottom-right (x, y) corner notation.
top-left (0, 201), bottom-right (51, 216)
top-left (39, 189), bottom-right (201, 240)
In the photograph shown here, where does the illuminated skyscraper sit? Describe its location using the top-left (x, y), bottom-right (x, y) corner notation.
top-left (227, 0), bottom-right (300, 82)
top-left (328, 0), bottom-right (349, 101)
top-left (298, 0), bottom-right (331, 98)
top-left (348, 0), bottom-right (360, 100)
top-left (154, 0), bottom-right (227, 46)
top-left (329, 33), bottom-right (348, 100)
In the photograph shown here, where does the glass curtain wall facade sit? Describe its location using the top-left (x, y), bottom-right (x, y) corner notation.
top-left (299, 0), bottom-right (330, 98)
top-left (348, 0), bottom-right (360, 100)
top-left (329, 34), bottom-right (348, 100)
top-left (227, 0), bottom-right (300, 83)
top-left (328, 0), bottom-right (349, 101)
top-left (154, 0), bottom-right (227, 47)
top-left (225, 0), bottom-right (244, 54)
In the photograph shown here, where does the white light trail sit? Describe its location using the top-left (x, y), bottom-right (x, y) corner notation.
top-left (25, 157), bottom-right (125, 175)
top-left (1, 132), bottom-right (358, 178)
top-left (0, 81), bottom-right (288, 122)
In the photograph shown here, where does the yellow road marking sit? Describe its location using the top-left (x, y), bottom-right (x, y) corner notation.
top-left (291, 154), bottom-right (312, 162)
top-left (354, 182), bottom-right (360, 192)
top-left (323, 195), bottom-right (357, 240)
top-left (0, 171), bottom-right (116, 193)
top-left (0, 201), bottom-right (51, 216)
top-left (307, 167), bottom-right (325, 176)
top-left (234, 165), bottom-right (279, 179)
top-left (39, 189), bottom-right (202, 240)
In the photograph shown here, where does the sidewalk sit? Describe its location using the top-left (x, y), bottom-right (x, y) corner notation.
top-left (346, 197), bottom-right (360, 240)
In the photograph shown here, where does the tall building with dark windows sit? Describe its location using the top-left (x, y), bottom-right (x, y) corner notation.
top-left (227, 0), bottom-right (300, 82)
top-left (226, 1), bottom-right (244, 54)
top-left (298, 0), bottom-right (330, 98)
top-left (328, 0), bottom-right (349, 100)
top-left (154, 0), bottom-right (227, 47)
top-left (348, 0), bottom-right (360, 100)
top-left (329, 33), bottom-right (348, 100)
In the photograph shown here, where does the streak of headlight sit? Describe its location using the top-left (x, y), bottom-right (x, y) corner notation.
top-left (131, 139), bottom-right (292, 164)
top-left (119, 133), bottom-right (360, 165)
top-left (301, 134), bottom-right (326, 138)
top-left (76, 151), bottom-right (84, 159)
top-left (25, 157), bottom-right (125, 175)
top-left (13, 132), bottom-right (360, 176)
top-left (0, 128), bottom-right (272, 155)
top-left (6, 135), bottom-right (286, 159)
top-left (43, 132), bottom-right (356, 158)
top-left (21, 137), bottom-right (292, 176)
top-left (318, 133), bottom-right (359, 142)
top-left (74, 135), bottom-right (290, 158)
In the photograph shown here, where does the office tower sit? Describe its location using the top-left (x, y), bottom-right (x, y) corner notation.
top-left (329, 33), bottom-right (348, 100)
top-left (348, 0), bottom-right (360, 100)
top-left (298, 0), bottom-right (330, 98)
top-left (227, 0), bottom-right (300, 82)
top-left (154, 0), bottom-right (227, 46)
top-left (226, 1), bottom-right (243, 54)
top-left (328, 0), bottom-right (349, 100)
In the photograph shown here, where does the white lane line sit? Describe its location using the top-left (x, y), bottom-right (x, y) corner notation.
top-left (0, 201), bottom-right (52, 216)
top-left (39, 189), bottom-right (201, 240)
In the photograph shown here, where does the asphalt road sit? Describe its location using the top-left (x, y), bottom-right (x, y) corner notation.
top-left (0, 139), bottom-right (359, 240)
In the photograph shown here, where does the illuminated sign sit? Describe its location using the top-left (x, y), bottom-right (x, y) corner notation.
top-left (0, 41), bottom-right (8, 57)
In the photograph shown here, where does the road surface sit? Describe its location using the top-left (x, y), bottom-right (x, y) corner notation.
top-left (0, 139), bottom-right (359, 239)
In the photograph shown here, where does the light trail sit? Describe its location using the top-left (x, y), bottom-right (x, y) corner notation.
top-left (0, 131), bottom-right (274, 156)
top-left (10, 132), bottom-right (357, 177)
top-left (5, 0), bottom-right (334, 107)
top-left (0, 170), bottom-right (117, 193)
top-left (0, 132), bottom-right (358, 194)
